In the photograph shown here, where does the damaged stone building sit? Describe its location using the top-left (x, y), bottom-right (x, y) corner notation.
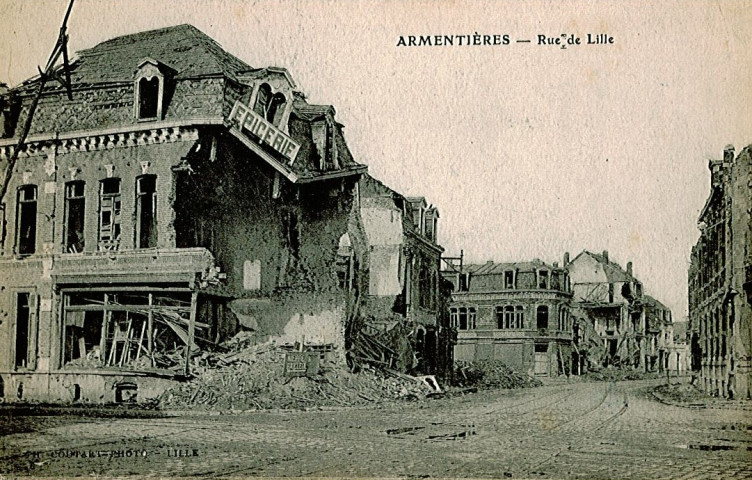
top-left (566, 250), bottom-right (650, 370)
top-left (688, 145), bottom-right (752, 399)
top-left (354, 174), bottom-right (453, 377)
top-left (442, 259), bottom-right (574, 377)
top-left (0, 25), bottom-right (448, 403)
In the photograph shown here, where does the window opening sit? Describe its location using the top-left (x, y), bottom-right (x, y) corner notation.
top-left (136, 176), bottom-right (157, 248)
top-left (538, 270), bottom-right (549, 289)
top-left (515, 306), bottom-right (524, 329)
top-left (15, 293), bottom-right (31, 368)
top-left (99, 178), bottom-right (121, 250)
top-left (253, 84), bottom-right (287, 124)
top-left (537, 305), bottom-right (549, 330)
top-left (138, 77), bottom-right (160, 119)
top-left (504, 270), bottom-right (515, 289)
top-left (16, 185), bottom-right (37, 255)
top-left (64, 181), bottom-right (85, 253)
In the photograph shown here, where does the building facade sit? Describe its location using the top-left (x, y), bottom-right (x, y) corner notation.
top-left (0, 25), bottom-right (379, 403)
top-left (567, 250), bottom-right (648, 370)
top-left (444, 259), bottom-right (574, 377)
top-left (643, 295), bottom-right (674, 373)
top-left (357, 174), bottom-right (452, 377)
top-left (688, 145), bottom-right (752, 399)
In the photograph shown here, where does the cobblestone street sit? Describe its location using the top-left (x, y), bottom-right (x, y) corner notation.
top-left (2, 379), bottom-right (751, 479)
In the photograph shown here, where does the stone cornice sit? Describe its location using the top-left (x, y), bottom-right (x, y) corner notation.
top-left (451, 290), bottom-right (571, 302)
top-left (0, 117), bottom-right (222, 160)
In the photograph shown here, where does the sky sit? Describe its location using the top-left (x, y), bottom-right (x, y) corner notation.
top-left (1, 0), bottom-right (750, 319)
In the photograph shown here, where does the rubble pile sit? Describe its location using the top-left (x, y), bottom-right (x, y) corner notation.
top-left (581, 366), bottom-right (659, 382)
top-left (454, 360), bottom-right (542, 390)
top-left (157, 332), bottom-right (434, 411)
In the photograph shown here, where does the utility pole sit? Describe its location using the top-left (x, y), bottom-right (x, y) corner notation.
top-left (0, 0), bottom-right (74, 204)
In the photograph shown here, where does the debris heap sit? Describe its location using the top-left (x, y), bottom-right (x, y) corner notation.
top-left (158, 332), bottom-right (434, 411)
top-left (454, 360), bottom-right (542, 390)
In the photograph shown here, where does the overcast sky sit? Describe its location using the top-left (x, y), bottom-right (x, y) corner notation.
top-left (1, 0), bottom-right (750, 318)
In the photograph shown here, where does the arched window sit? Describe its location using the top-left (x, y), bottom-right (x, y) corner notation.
top-left (537, 305), bottom-right (549, 330)
top-left (515, 306), bottom-right (524, 329)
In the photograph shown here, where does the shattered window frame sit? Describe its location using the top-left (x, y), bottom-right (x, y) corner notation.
top-left (16, 184), bottom-right (38, 255)
top-left (60, 291), bottom-right (202, 372)
top-left (64, 180), bottom-right (86, 253)
top-left (98, 178), bottom-right (122, 251)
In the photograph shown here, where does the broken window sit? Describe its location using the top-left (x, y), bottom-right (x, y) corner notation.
top-left (536, 305), bottom-right (549, 330)
top-left (608, 283), bottom-right (615, 303)
top-left (504, 270), bottom-right (515, 289)
top-left (136, 175), bottom-right (157, 248)
top-left (16, 185), bottom-right (37, 255)
top-left (64, 181), bottom-right (85, 253)
top-left (62, 292), bottom-right (209, 372)
top-left (138, 77), bottom-right (160, 119)
top-left (537, 270), bottom-right (549, 289)
top-left (99, 178), bottom-right (121, 250)
top-left (15, 292), bottom-right (31, 369)
top-left (452, 307), bottom-right (476, 330)
top-left (253, 84), bottom-right (287, 124)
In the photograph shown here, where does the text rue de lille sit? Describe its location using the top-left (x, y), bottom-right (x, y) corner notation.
top-left (396, 33), bottom-right (614, 48)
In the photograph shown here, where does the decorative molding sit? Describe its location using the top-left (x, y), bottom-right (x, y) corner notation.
top-left (0, 125), bottom-right (202, 160)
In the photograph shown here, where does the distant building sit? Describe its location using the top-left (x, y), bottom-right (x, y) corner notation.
top-left (688, 145), bottom-right (752, 399)
top-left (643, 295), bottom-right (673, 372)
top-left (567, 250), bottom-right (648, 370)
top-left (443, 259), bottom-right (574, 377)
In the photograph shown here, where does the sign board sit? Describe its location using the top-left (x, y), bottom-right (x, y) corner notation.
top-left (229, 100), bottom-right (301, 162)
top-left (283, 351), bottom-right (320, 378)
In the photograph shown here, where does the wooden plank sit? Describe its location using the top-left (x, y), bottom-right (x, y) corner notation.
top-left (184, 291), bottom-right (198, 376)
top-left (148, 293), bottom-right (154, 367)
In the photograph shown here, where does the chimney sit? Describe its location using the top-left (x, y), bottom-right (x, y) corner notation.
top-left (724, 144), bottom-right (735, 163)
top-left (602, 250), bottom-right (609, 263)
top-left (563, 252), bottom-right (570, 266)
top-left (627, 261), bottom-right (633, 276)
top-left (553, 262), bottom-right (559, 268)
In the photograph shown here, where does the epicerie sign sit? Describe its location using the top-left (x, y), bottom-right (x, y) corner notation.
top-left (229, 101), bottom-right (301, 162)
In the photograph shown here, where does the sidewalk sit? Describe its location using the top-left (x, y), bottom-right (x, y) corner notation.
top-left (651, 381), bottom-right (752, 411)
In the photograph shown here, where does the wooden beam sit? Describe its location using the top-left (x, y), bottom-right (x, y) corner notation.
top-left (184, 291), bottom-right (198, 376)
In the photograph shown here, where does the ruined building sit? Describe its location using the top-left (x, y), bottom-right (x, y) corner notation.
top-left (0, 25), bottom-right (447, 403)
top-left (566, 250), bottom-right (649, 370)
top-left (643, 295), bottom-right (674, 373)
top-left (442, 258), bottom-right (574, 377)
top-left (356, 174), bottom-right (451, 377)
top-left (688, 145), bottom-right (752, 399)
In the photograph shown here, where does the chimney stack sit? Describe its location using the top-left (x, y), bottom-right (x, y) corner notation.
top-left (724, 144), bottom-right (735, 163)
top-left (563, 252), bottom-right (570, 266)
top-left (627, 261), bottom-right (633, 276)
top-left (602, 250), bottom-right (609, 262)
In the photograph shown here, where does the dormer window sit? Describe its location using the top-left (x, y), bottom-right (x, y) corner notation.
top-left (504, 270), bottom-right (515, 289)
top-left (537, 270), bottom-right (549, 289)
top-left (138, 77), bottom-right (159, 119)
top-left (134, 59), bottom-right (169, 121)
top-left (253, 83), bottom-right (287, 125)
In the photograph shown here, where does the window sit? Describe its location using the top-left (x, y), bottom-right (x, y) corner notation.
top-left (99, 178), bottom-right (121, 250)
top-left (16, 185), bottom-right (37, 255)
top-left (451, 307), bottom-right (476, 330)
top-left (504, 270), bottom-right (515, 289)
top-left (15, 293), bottom-right (31, 369)
top-left (138, 77), bottom-right (160, 119)
top-left (64, 181), bottom-right (85, 253)
top-left (537, 305), bottom-right (549, 330)
top-left (515, 306), bottom-right (524, 329)
top-left (608, 283), bottom-right (615, 303)
top-left (253, 84), bottom-right (286, 124)
top-left (538, 270), bottom-right (549, 289)
top-left (136, 175), bottom-right (157, 248)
